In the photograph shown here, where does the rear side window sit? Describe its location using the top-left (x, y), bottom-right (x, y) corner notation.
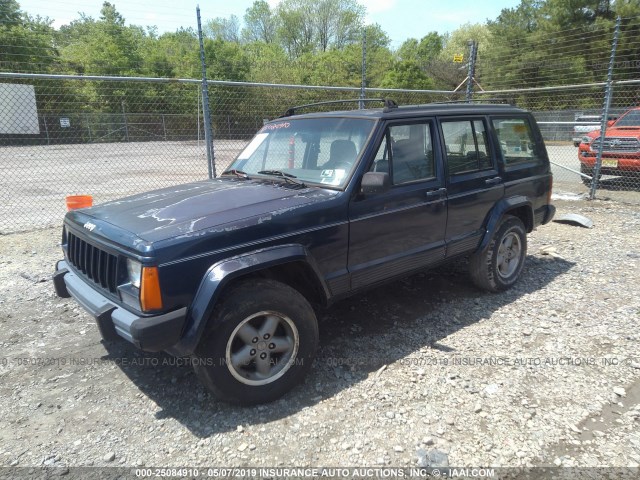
top-left (492, 118), bottom-right (542, 166)
top-left (441, 120), bottom-right (492, 175)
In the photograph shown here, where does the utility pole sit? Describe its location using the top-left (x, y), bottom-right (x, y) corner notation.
top-left (360, 28), bottom-right (367, 109)
top-left (197, 5), bottom-right (216, 179)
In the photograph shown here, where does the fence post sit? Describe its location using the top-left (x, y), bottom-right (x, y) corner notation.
top-left (590, 16), bottom-right (621, 200)
top-left (360, 28), bottom-right (366, 109)
top-left (121, 100), bottom-right (129, 142)
top-left (197, 84), bottom-right (201, 148)
top-left (85, 113), bottom-right (92, 142)
top-left (197, 6), bottom-right (216, 179)
top-left (43, 115), bottom-right (50, 145)
top-left (465, 40), bottom-right (478, 103)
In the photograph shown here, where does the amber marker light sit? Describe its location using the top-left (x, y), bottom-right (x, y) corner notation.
top-left (140, 266), bottom-right (163, 311)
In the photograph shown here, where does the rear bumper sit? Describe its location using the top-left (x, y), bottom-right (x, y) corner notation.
top-left (54, 260), bottom-right (187, 352)
top-left (542, 204), bottom-right (555, 225)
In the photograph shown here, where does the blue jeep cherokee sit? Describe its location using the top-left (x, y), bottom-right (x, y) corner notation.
top-left (54, 100), bottom-right (555, 404)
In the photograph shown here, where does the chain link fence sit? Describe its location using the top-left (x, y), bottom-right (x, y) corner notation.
top-left (477, 81), bottom-right (640, 202)
top-left (1, 15), bottom-right (639, 233)
top-left (1, 74), bottom-right (638, 234)
top-left (474, 16), bottom-right (640, 202)
top-left (0, 75), bottom-right (453, 233)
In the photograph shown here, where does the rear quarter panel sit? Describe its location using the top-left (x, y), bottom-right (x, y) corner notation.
top-left (491, 113), bottom-right (553, 227)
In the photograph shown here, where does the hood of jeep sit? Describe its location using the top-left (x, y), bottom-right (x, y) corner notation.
top-left (66, 179), bottom-right (338, 244)
top-left (587, 126), bottom-right (640, 138)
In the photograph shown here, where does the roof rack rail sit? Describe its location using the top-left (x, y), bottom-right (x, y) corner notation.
top-left (431, 98), bottom-right (513, 105)
top-left (280, 98), bottom-right (398, 117)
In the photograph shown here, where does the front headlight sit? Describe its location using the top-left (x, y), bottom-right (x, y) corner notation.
top-left (582, 136), bottom-right (593, 145)
top-left (126, 259), bottom-right (142, 288)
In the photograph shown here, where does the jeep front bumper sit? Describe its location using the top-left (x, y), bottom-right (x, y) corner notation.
top-left (54, 260), bottom-right (187, 352)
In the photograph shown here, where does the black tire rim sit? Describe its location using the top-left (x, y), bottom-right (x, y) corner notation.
top-left (225, 311), bottom-right (299, 386)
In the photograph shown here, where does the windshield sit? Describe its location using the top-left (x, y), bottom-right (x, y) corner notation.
top-left (614, 110), bottom-right (640, 127)
top-left (229, 117), bottom-right (375, 188)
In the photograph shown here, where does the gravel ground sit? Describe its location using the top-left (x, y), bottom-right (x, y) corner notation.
top-left (1, 198), bottom-right (639, 472)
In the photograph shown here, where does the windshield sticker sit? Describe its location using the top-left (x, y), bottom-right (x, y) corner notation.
top-left (320, 169), bottom-right (347, 185)
top-left (320, 169), bottom-right (334, 178)
top-left (237, 133), bottom-right (268, 160)
top-left (260, 122), bottom-right (291, 132)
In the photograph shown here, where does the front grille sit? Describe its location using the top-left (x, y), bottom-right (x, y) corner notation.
top-left (66, 232), bottom-right (119, 294)
top-left (592, 137), bottom-right (640, 153)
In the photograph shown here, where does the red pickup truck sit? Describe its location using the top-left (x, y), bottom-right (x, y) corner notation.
top-left (578, 107), bottom-right (640, 187)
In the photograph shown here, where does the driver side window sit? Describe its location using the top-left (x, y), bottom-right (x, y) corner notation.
top-left (369, 123), bottom-right (435, 185)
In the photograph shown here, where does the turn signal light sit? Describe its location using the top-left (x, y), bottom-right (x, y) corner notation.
top-left (140, 266), bottom-right (163, 312)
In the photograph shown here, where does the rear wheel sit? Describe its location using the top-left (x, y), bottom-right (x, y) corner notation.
top-left (192, 279), bottom-right (318, 405)
top-left (469, 215), bottom-right (527, 292)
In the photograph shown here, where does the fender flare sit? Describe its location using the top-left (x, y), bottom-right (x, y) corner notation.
top-left (477, 196), bottom-right (533, 252)
top-left (173, 244), bottom-right (328, 355)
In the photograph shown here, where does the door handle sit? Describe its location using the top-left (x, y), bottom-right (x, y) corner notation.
top-left (425, 188), bottom-right (447, 198)
top-left (485, 176), bottom-right (502, 185)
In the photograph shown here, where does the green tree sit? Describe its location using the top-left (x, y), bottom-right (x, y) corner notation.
top-left (277, 0), bottom-right (315, 57)
top-left (613, 2), bottom-right (640, 83)
top-left (292, 23), bottom-right (393, 88)
top-left (143, 28), bottom-right (198, 78)
top-left (243, 41), bottom-right (290, 83)
top-left (363, 23), bottom-right (390, 50)
top-left (482, 0), bottom-right (637, 95)
top-left (397, 32), bottom-right (443, 65)
top-left (360, 24), bottom-right (394, 88)
top-left (59, 3), bottom-right (145, 76)
top-left (434, 23), bottom-right (492, 89)
top-left (0, 0), bottom-right (22, 25)
top-left (439, 23), bottom-right (492, 62)
top-left (242, 0), bottom-right (279, 43)
top-left (315, 0), bottom-right (365, 51)
top-left (205, 15), bottom-right (240, 43)
top-left (380, 61), bottom-right (435, 90)
top-left (0, 0), bottom-right (57, 73)
top-left (276, 0), bottom-right (364, 57)
top-left (203, 38), bottom-right (250, 81)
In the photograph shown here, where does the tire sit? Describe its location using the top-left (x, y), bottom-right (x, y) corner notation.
top-left (192, 278), bottom-right (318, 405)
top-left (469, 215), bottom-right (527, 292)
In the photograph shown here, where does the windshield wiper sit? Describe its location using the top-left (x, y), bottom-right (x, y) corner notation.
top-left (221, 169), bottom-right (250, 179)
top-left (256, 170), bottom-right (306, 187)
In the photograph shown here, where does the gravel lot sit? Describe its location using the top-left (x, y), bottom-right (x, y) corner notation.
top-left (1, 198), bottom-right (640, 473)
top-left (0, 140), bottom-right (239, 234)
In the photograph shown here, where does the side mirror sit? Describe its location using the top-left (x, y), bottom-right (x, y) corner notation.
top-left (607, 119), bottom-right (616, 127)
top-left (361, 171), bottom-right (390, 195)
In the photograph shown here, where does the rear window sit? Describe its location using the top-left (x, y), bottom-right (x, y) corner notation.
top-left (492, 118), bottom-right (542, 166)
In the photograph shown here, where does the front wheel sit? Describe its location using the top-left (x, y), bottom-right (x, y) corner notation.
top-left (192, 279), bottom-right (318, 405)
top-left (469, 215), bottom-right (527, 292)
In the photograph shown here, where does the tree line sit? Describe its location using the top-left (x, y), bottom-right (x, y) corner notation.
top-left (1, 0), bottom-right (639, 116)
